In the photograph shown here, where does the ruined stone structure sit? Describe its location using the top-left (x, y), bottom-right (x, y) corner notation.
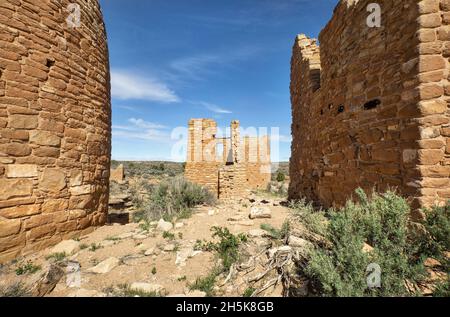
top-left (0, 0), bottom-right (111, 263)
top-left (289, 0), bottom-right (450, 219)
top-left (185, 119), bottom-right (271, 200)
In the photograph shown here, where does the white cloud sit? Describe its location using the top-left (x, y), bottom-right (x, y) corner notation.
top-left (111, 70), bottom-right (180, 103)
top-left (128, 118), bottom-right (166, 129)
top-left (112, 118), bottom-right (171, 142)
top-left (169, 46), bottom-right (261, 81)
top-left (196, 101), bottom-right (232, 114)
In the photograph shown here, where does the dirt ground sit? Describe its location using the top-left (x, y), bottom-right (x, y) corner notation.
top-left (0, 192), bottom-right (290, 297)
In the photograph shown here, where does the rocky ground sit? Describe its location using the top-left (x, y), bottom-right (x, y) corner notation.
top-left (0, 192), bottom-right (290, 297)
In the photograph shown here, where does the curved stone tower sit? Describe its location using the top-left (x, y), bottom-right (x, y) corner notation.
top-left (0, 0), bottom-right (111, 263)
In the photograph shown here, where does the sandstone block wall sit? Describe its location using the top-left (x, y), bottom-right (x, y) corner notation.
top-left (185, 119), bottom-right (271, 200)
top-left (289, 0), bottom-right (450, 218)
top-left (0, 0), bottom-right (111, 263)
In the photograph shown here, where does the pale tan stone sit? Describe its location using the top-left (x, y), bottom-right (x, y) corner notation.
top-left (5, 164), bottom-right (38, 178)
top-left (39, 168), bottom-right (66, 192)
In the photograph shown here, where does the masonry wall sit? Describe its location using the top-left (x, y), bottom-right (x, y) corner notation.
top-left (185, 119), bottom-right (271, 199)
top-left (244, 136), bottom-right (271, 189)
top-left (0, 0), bottom-right (111, 263)
top-left (289, 0), bottom-right (450, 218)
top-left (185, 119), bottom-right (219, 195)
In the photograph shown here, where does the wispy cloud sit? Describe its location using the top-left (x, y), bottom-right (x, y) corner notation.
top-left (111, 70), bottom-right (180, 103)
top-left (195, 101), bottom-right (232, 114)
top-left (112, 118), bottom-right (170, 142)
top-left (169, 46), bottom-right (261, 81)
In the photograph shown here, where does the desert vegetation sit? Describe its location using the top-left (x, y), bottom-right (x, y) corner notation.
top-left (285, 189), bottom-right (449, 297)
top-left (132, 176), bottom-right (217, 223)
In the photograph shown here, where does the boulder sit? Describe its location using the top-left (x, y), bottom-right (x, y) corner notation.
top-left (157, 219), bottom-right (173, 232)
top-left (249, 206), bottom-right (271, 219)
top-left (288, 235), bottom-right (314, 249)
top-left (29, 264), bottom-right (65, 297)
top-left (87, 257), bottom-right (119, 274)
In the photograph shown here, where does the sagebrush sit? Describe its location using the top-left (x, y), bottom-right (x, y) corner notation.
top-left (294, 189), bottom-right (450, 297)
top-left (137, 177), bottom-right (216, 222)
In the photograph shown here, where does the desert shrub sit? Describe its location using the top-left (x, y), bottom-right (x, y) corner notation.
top-left (305, 189), bottom-right (427, 297)
top-left (196, 227), bottom-right (247, 272)
top-left (190, 227), bottom-right (248, 296)
top-left (0, 282), bottom-right (30, 297)
top-left (110, 284), bottom-right (161, 297)
top-left (416, 203), bottom-right (450, 263)
top-left (243, 287), bottom-right (256, 297)
top-left (260, 221), bottom-right (290, 240)
top-left (141, 177), bottom-right (216, 221)
top-left (15, 261), bottom-right (41, 276)
top-left (189, 269), bottom-right (220, 297)
top-left (276, 171), bottom-right (286, 182)
top-left (290, 199), bottom-right (328, 236)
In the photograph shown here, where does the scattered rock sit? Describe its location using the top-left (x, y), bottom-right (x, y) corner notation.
top-left (136, 243), bottom-right (150, 252)
top-left (68, 289), bottom-right (106, 297)
top-left (175, 222), bottom-right (184, 229)
top-left (288, 235), bottom-right (313, 249)
top-left (227, 215), bottom-right (243, 222)
top-left (130, 282), bottom-right (165, 295)
top-left (208, 209), bottom-right (216, 216)
top-left (144, 248), bottom-right (155, 256)
top-left (163, 244), bottom-right (176, 252)
top-left (248, 229), bottom-right (266, 238)
top-left (249, 206), bottom-right (271, 219)
top-left (362, 243), bottom-right (374, 254)
top-left (87, 257), bottom-right (119, 274)
top-left (175, 248), bottom-right (202, 266)
top-left (29, 264), bottom-right (65, 297)
top-left (51, 240), bottom-right (80, 255)
top-left (157, 219), bottom-right (173, 232)
top-left (237, 220), bottom-right (254, 227)
top-left (133, 234), bottom-right (148, 240)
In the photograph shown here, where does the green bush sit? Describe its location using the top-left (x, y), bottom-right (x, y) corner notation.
top-left (190, 227), bottom-right (248, 296)
top-left (304, 189), bottom-right (427, 297)
top-left (189, 270), bottom-right (219, 297)
top-left (276, 171), bottom-right (286, 182)
top-left (260, 222), bottom-right (290, 240)
top-left (417, 203), bottom-right (450, 262)
top-left (140, 177), bottom-right (216, 221)
top-left (196, 227), bottom-right (247, 272)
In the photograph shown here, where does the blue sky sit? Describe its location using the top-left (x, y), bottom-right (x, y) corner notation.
top-left (100, 0), bottom-right (338, 162)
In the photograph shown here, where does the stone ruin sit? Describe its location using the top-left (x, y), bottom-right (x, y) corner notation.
top-left (289, 0), bottom-right (450, 219)
top-left (0, 0), bottom-right (111, 263)
top-left (184, 119), bottom-right (271, 200)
